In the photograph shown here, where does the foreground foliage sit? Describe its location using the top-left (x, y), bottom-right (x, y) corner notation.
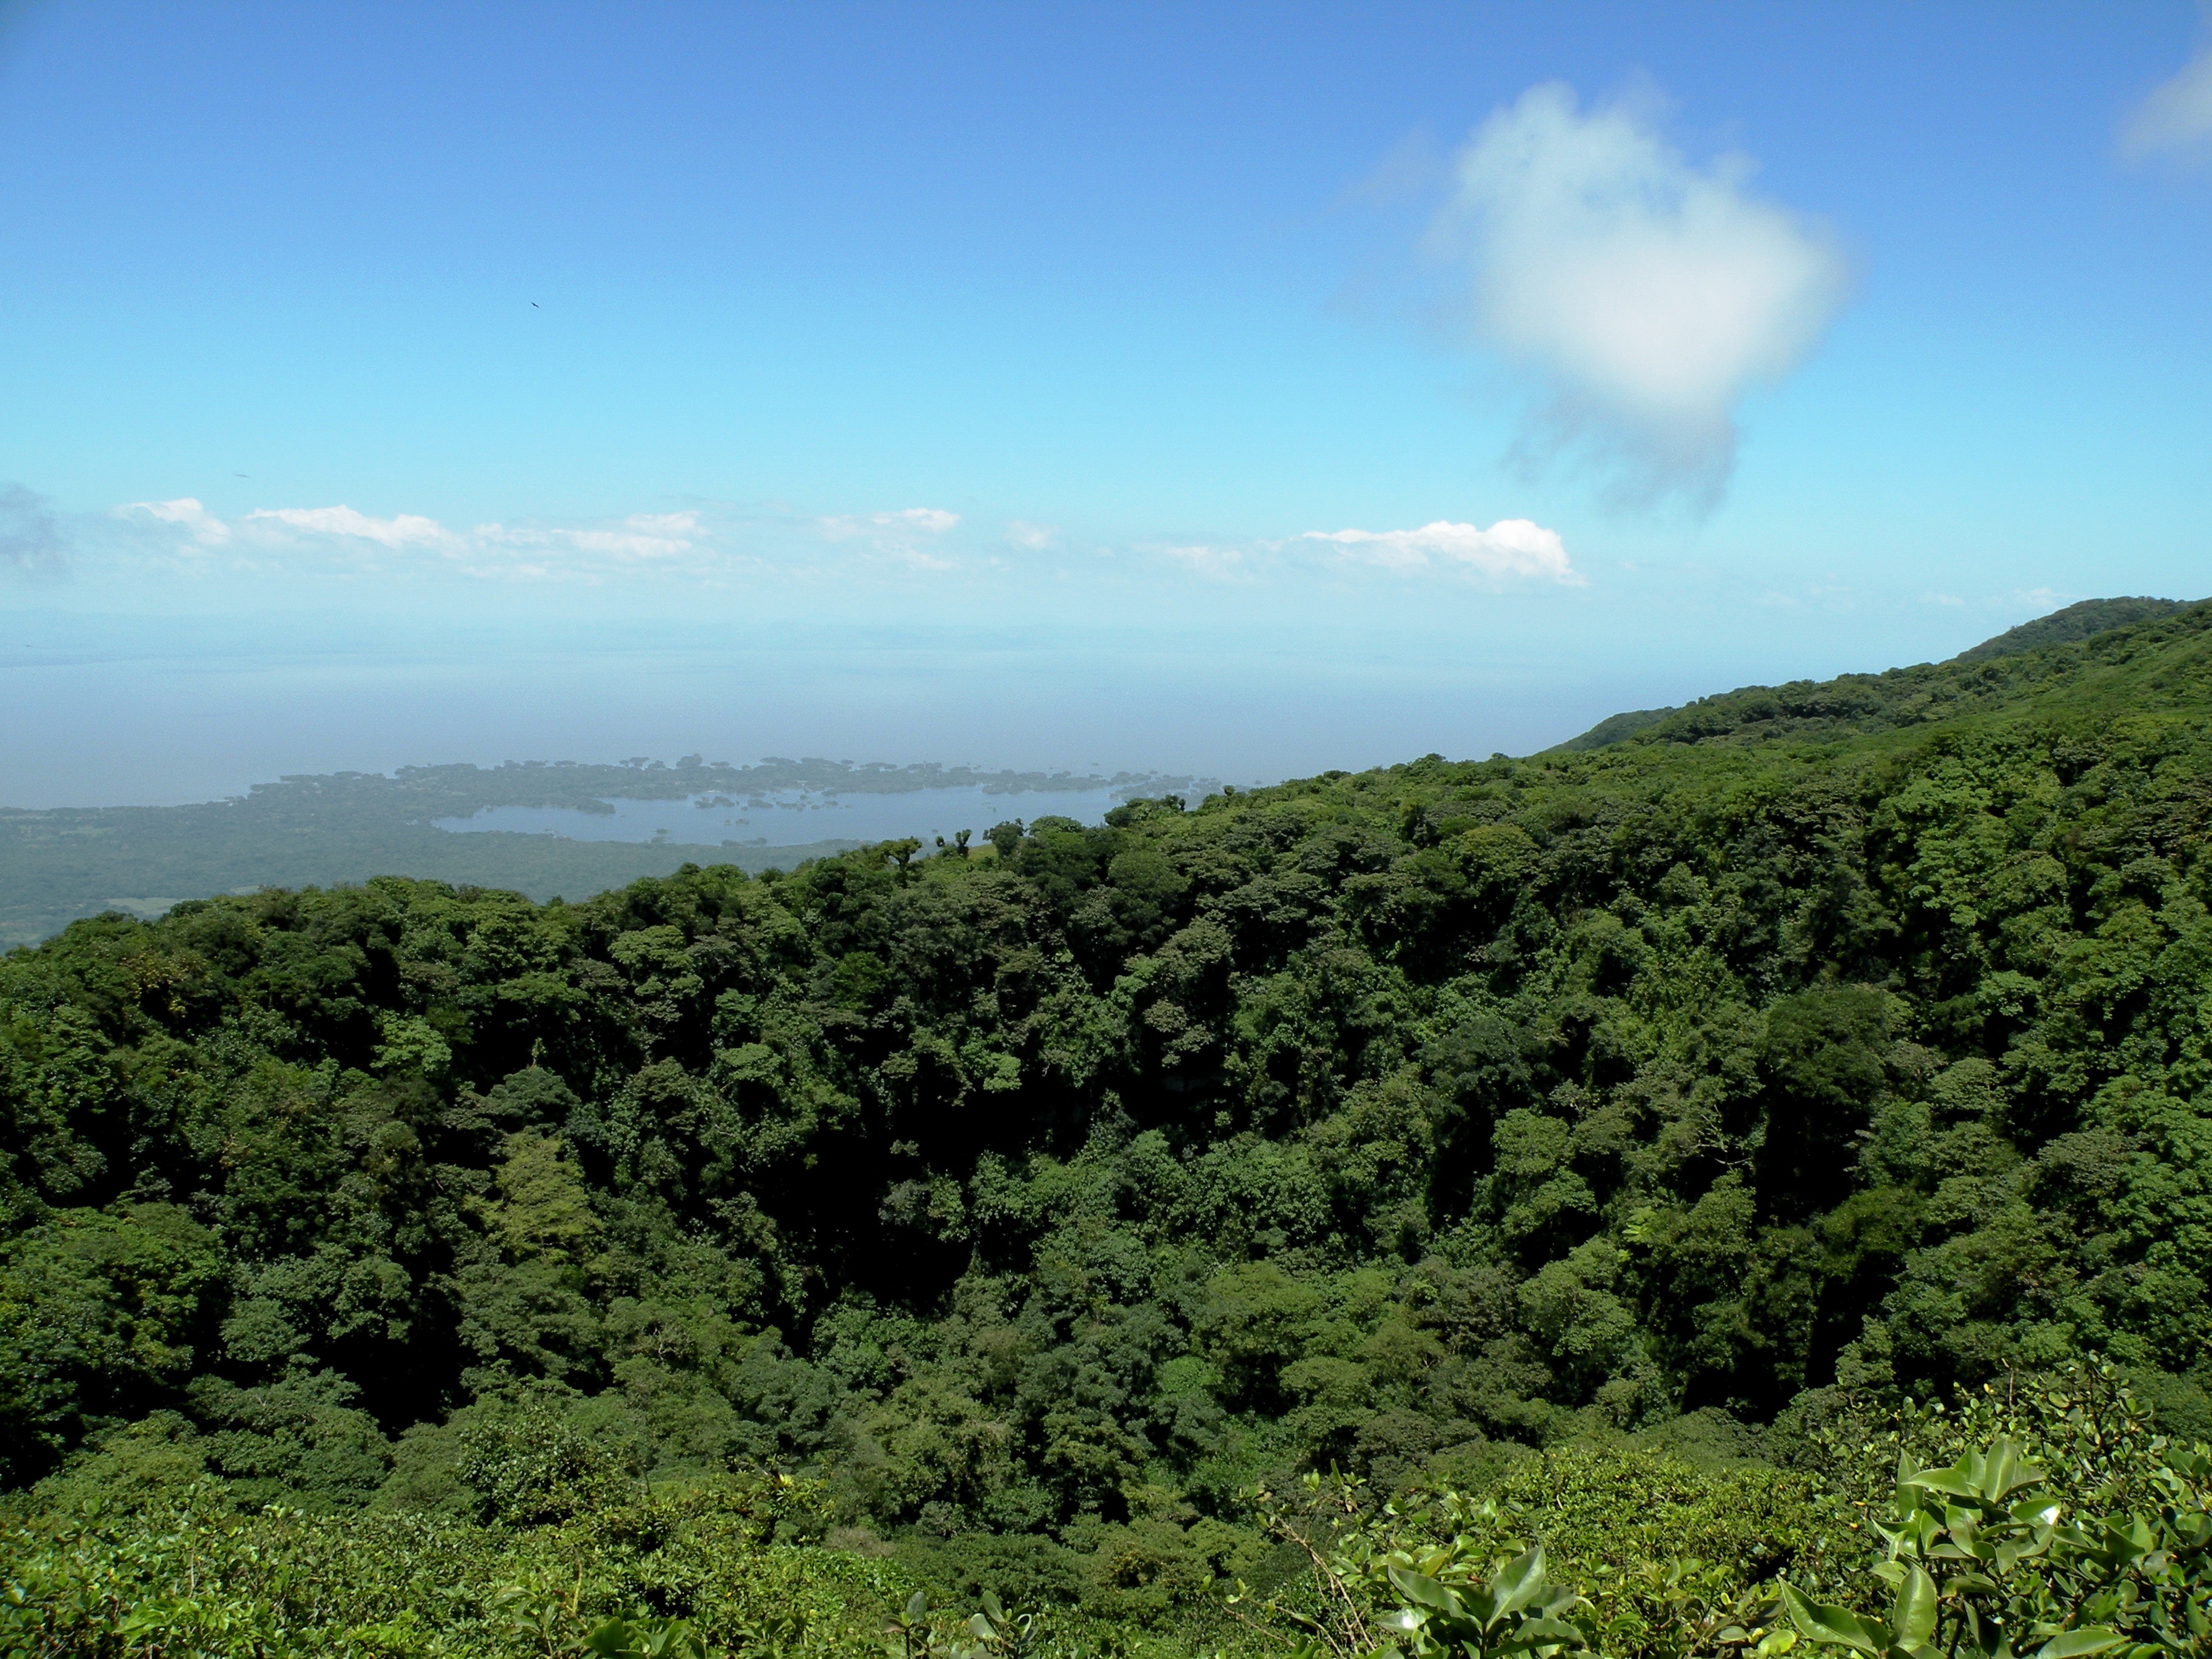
top-left (1779, 1364), bottom-right (2212, 1659)
top-left (1209, 1366), bottom-right (2210, 1659)
top-left (12, 1368), bottom-right (2209, 1657)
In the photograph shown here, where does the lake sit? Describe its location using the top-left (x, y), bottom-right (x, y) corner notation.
top-left (432, 783), bottom-right (1150, 847)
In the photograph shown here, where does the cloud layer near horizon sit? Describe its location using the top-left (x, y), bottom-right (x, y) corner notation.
top-left (1433, 82), bottom-right (1849, 509)
top-left (113, 498), bottom-right (975, 583)
top-left (99, 492), bottom-right (1586, 595)
top-left (115, 497), bottom-right (720, 578)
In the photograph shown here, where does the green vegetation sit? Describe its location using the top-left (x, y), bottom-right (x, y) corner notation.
top-left (1549, 596), bottom-right (2191, 753)
top-left (0, 759), bottom-right (1199, 948)
top-left (8, 601), bottom-right (2212, 1654)
top-left (1237, 1363), bottom-right (2212, 1659)
top-left (1952, 599), bottom-right (2188, 665)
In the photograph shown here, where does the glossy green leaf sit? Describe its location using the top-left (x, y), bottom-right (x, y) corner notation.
top-left (1889, 1565), bottom-right (1937, 1651)
top-left (1491, 1546), bottom-right (1550, 1617)
top-left (1780, 1585), bottom-right (1888, 1655)
top-left (1387, 1566), bottom-right (1466, 1616)
top-left (2029, 1630), bottom-right (2122, 1659)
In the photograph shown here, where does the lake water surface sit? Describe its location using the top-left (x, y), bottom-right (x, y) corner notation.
top-left (433, 784), bottom-right (1146, 847)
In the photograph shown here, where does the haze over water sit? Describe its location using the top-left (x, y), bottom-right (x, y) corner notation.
top-left (0, 596), bottom-right (2107, 811)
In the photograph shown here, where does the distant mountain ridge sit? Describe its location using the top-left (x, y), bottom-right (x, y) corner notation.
top-left (1550, 595), bottom-right (2207, 754)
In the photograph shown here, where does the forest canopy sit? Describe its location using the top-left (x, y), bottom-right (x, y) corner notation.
top-left (7, 600), bottom-right (2212, 1654)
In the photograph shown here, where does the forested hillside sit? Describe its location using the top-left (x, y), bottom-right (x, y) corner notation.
top-left (8, 602), bottom-right (2212, 1655)
top-left (1551, 595), bottom-right (2193, 752)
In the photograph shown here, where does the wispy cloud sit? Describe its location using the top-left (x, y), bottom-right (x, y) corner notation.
top-left (103, 489), bottom-right (1587, 599)
top-left (820, 506), bottom-right (961, 540)
top-left (1430, 82), bottom-right (1849, 509)
top-left (891, 546), bottom-right (959, 572)
top-left (887, 507), bottom-right (959, 534)
top-left (482, 511), bottom-right (702, 564)
top-left (244, 504), bottom-right (455, 549)
top-left (1304, 518), bottom-right (1583, 585)
top-left (2123, 36), bottom-right (2212, 161)
top-left (0, 484), bottom-right (70, 578)
top-left (1163, 544), bottom-right (1248, 581)
top-left (109, 493), bottom-right (1011, 585)
top-left (813, 506), bottom-right (967, 572)
top-left (116, 498), bottom-right (721, 581)
top-left (119, 497), bottom-right (232, 547)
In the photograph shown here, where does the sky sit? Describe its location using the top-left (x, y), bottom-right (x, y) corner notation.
top-left (2, 1), bottom-right (2208, 805)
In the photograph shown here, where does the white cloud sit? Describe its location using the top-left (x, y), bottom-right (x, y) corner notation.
top-left (821, 506), bottom-right (962, 540)
top-left (883, 506), bottom-right (959, 534)
top-left (1007, 520), bottom-right (1057, 549)
top-left (1433, 82), bottom-right (1848, 507)
top-left (2123, 39), bottom-right (2212, 161)
top-left (116, 497), bottom-right (726, 581)
top-left (1304, 518), bottom-right (1583, 585)
top-left (118, 497), bottom-right (231, 546)
top-left (811, 506), bottom-right (967, 573)
top-left (487, 511), bottom-right (702, 562)
top-left (245, 504), bottom-right (456, 549)
top-left (892, 547), bottom-right (959, 572)
top-left (1164, 544), bottom-right (1248, 581)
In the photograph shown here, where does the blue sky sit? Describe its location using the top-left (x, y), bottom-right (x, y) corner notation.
top-left (2, 1), bottom-right (2209, 803)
